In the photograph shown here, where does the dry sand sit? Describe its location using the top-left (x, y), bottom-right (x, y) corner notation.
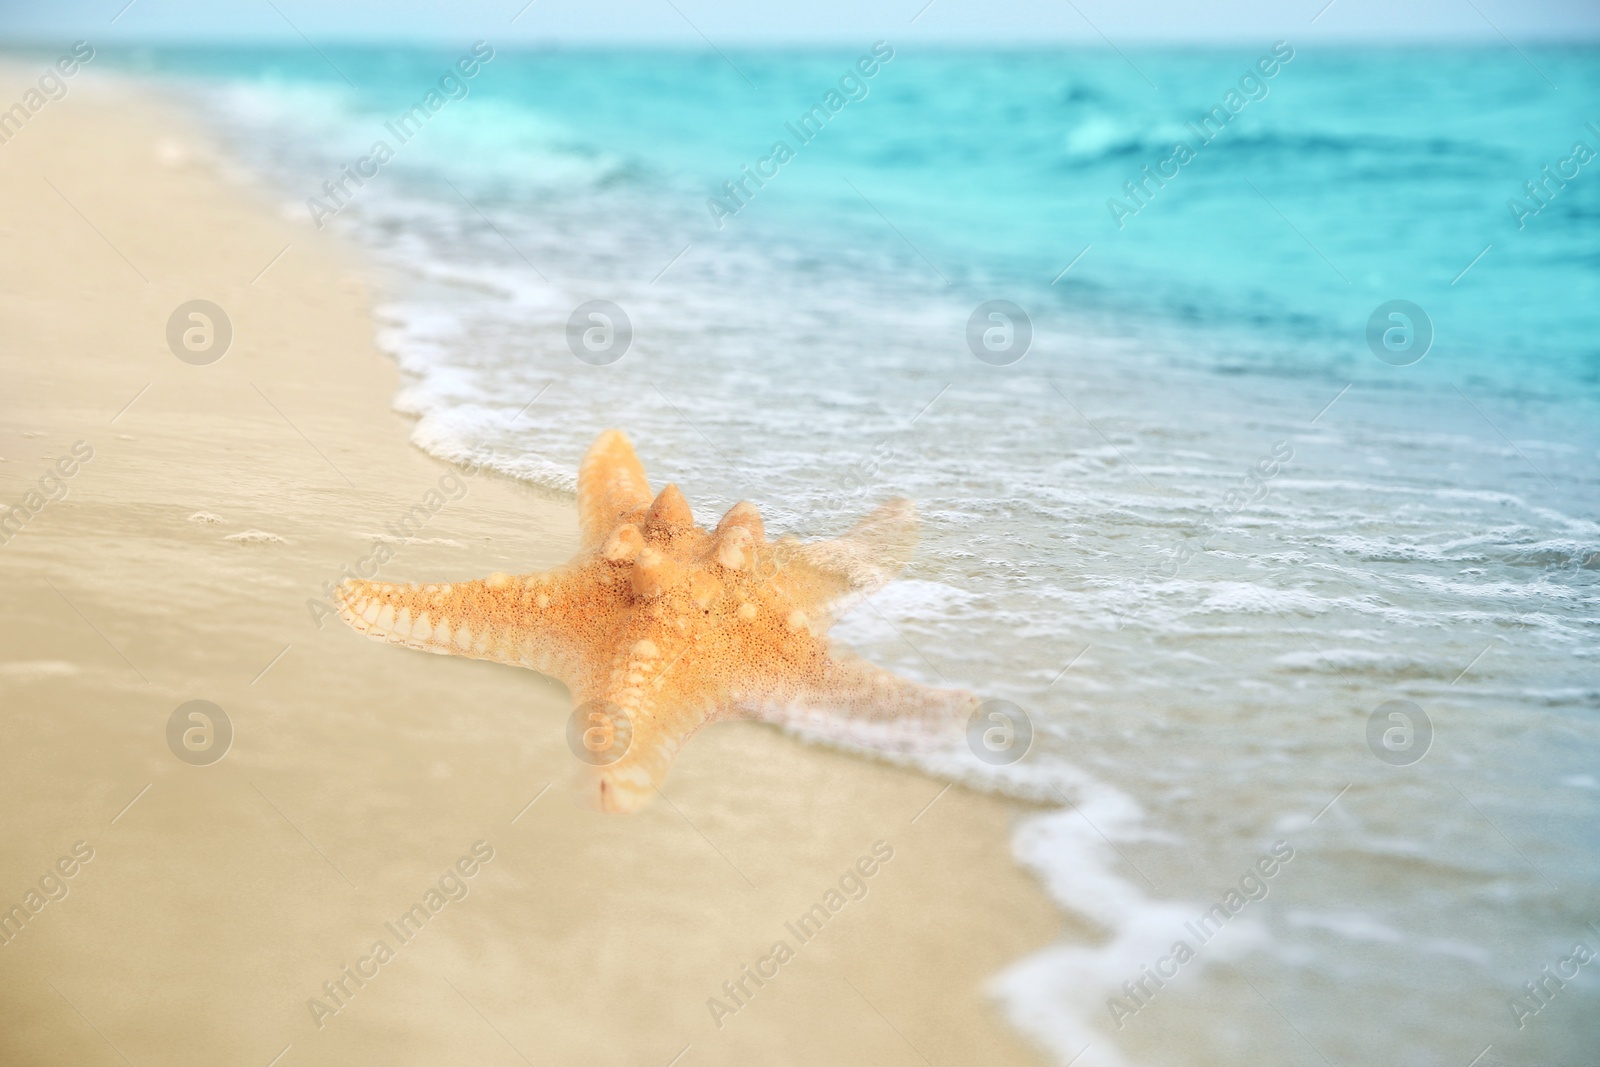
top-left (0, 71), bottom-right (1061, 1067)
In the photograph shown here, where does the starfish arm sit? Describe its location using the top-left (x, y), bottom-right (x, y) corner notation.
top-left (334, 570), bottom-right (607, 683)
top-left (570, 697), bottom-right (711, 814)
top-left (783, 498), bottom-right (919, 621)
top-left (578, 429), bottom-right (653, 549)
top-left (567, 641), bottom-right (721, 813)
top-left (731, 651), bottom-right (973, 751)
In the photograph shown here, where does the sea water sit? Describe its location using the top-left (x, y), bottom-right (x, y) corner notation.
top-left (103, 41), bottom-right (1599, 1066)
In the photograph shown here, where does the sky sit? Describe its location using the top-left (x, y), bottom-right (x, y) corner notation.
top-left (0, 0), bottom-right (1597, 45)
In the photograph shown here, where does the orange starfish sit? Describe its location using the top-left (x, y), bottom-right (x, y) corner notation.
top-left (336, 430), bottom-right (975, 812)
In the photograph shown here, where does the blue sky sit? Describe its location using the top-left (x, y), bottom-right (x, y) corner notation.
top-left (2, 0), bottom-right (1597, 44)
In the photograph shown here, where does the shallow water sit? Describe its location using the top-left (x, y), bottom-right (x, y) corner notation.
top-left (106, 41), bottom-right (1600, 1065)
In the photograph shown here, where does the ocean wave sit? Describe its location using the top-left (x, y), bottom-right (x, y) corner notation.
top-left (1284, 910), bottom-right (1493, 965)
top-left (1272, 649), bottom-right (1432, 676)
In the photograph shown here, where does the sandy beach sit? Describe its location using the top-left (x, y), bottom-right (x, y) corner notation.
top-left (0, 69), bottom-right (1061, 1067)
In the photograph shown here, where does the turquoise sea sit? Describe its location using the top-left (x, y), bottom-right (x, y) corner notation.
top-left (93, 41), bottom-right (1600, 1066)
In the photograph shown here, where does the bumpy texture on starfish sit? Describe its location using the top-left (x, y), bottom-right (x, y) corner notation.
top-left (336, 430), bottom-right (976, 812)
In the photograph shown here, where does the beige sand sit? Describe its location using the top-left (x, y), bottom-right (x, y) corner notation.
top-left (0, 71), bottom-right (1060, 1067)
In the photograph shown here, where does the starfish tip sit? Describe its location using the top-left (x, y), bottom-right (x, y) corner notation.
top-left (645, 483), bottom-right (693, 530)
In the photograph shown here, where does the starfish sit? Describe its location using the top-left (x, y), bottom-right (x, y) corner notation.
top-left (335, 430), bottom-right (976, 812)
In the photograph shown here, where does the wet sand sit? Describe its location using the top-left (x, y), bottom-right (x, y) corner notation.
top-left (0, 69), bottom-right (1061, 1066)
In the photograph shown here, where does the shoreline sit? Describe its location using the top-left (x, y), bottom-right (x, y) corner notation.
top-left (0, 66), bottom-right (1062, 1066)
